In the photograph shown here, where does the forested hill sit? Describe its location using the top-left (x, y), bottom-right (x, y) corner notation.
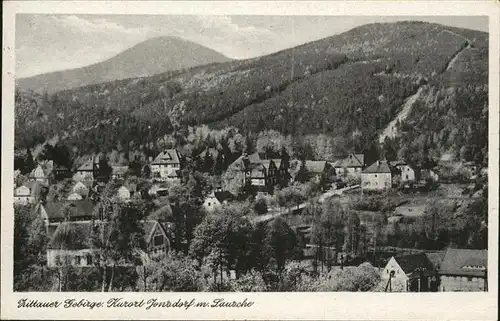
top-left (16, 36), bottom-right (232, 94)
top-left (15, 21), bottom-right (488, 165)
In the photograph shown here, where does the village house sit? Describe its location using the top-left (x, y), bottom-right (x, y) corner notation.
top-left (40, 200), bottom-right (95, 226)
top-left (227, 152), bottom-right (276, 194)
top-left (46, 220), bottom-right (171, 267)
top-left (381, 253), bottom-right (439, 292)
top-left (390, 160), bottom-right (416, 183)
top-left (13, 181), bottom-right (46, 205)
top-left (361, 160), bottom-right (392, 191)
top-left (150, 149), bottom-right (181, 182)
top-left (305, 161), bottom-right (331, 179)
top-left (202, 191), bottom-right (235, 212)
top-left (29, 164), bottom-right (50, 184)
top-left (73, 157), bottom-right (99, 182)
top-left (71, 181), bottom-right (91, 197)
top-left (111, 165), bottom-right (129, 180)
top-left (271, 158), bottom-right (291, 186)
top-left (438, 249), bottom-right (488, 292)
top-left (13, 185), bottom-right (34, 205)
top-left (53, 165), bottom-right (72, 180)
top-left (332, 153), bottom-right (365, 178)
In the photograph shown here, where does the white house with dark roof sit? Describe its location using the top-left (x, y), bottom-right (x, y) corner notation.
top-left (381, 253), bottom-right (439, 292)
top-left (439, 249), bottom-right (487, 292)
top-left (73, 157), bottom-right (99, 181)
top-left (14, 185), bottom-right (34, 205)
top-left (361, 160), bottom-right (392, 190)
top-left (151, 149), bottom-right (181, 181)
top-left (14, 181), bottom-right (46, 205)
top-left (332, 153), bottom-right (365, 177)
top-left (390, 160), bottom-right (416, 183)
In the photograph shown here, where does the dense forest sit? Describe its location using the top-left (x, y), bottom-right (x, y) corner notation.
top-left (14, 21), bottom-right (489, 167)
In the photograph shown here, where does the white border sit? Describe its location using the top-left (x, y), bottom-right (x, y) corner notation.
top-left (2, 2), bottom-right (499, 320)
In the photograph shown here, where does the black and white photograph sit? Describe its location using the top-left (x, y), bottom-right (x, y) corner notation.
top-left (9, 12), bottom-right (492, 294)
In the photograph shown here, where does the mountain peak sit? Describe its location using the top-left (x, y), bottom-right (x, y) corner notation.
top-left (17, 37), bottom-right (231, 94)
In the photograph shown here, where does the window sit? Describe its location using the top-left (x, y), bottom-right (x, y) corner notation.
top-left (208, 202), bottom-right (211, 207)
top-left (406, 175), bottom-right (409, 179)
top-left (87, 254), bottom-right (93, 265)
top-left (375, 174), bottom-right (378, 178)
top-left (153, 234), bottom-right (164, 246)
top-left (75, 256), bottom-right (81, 265)
top-left (467, 277), bottom-right (473, 282)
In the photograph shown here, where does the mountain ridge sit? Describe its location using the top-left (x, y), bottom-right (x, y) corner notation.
top-left (15, 21), bottom-right (488, 167)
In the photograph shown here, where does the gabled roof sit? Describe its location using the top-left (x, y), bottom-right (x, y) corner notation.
top-left (261, 160), bottom-right (276, 171)
top-left (14, 185), bottom-right (32, 197)
top-left (214, 191), bottom-right (235, 203)
top-left (152, 149), bottom-right (180, 165)
top-left (333, 153), bottom-right (364, 168)
top-left (439, 249), bottom-right (488, 277)
top-left (305, 161), bottom-right (327, 174)
top-left (31, 165), bottom-right (46, 178)
top-left (43, 200), bottom-right (95, 220)
top-left (247, 152), bottom-right (261, 164)
top-left (363, 160), bottom-right (391, 174)
top-left (77, 160), bottom-right (96, 171)
top-left (271, 159), bottom-right (282, 168)
top-left (393, 253), bottom-right (435, 275)
top-left (47, 221), bottom-right (93, 250)
top-left (425, 252), bottom-right (445, 270)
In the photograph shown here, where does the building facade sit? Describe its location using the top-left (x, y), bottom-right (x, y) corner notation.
top-left (361, 160), bottom-right (392, 190)
top-left (439, 249), bottom-right (487, 292)
top-left (150, 149), bottom-right (181, 182)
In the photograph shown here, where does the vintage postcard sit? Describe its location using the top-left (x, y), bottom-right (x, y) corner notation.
top-left (1, 1), bottom-right (499, 320)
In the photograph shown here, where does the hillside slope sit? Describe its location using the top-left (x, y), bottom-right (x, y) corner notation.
top-left (16, 36), bottom-right (231, 94)
top-left (15, 21), bottom-right (488, 165)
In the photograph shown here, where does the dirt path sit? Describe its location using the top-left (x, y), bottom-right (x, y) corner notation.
top-left (378, 87), bottom-right (424, 143)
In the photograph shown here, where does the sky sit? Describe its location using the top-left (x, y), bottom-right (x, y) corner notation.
top-left (15, 15), bottom-right (488, 78)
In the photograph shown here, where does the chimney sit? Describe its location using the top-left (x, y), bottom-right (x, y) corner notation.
top-left (376, 160), bottom-right (380, 166)
top-left (148, 156), bottom-right (153, 162)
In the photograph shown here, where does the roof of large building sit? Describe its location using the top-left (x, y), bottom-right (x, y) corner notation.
top-left (47, 221), bottom-right (93, 250)
top-left (47, 220), bottom-right (167, 250)
top-left (363, 160), bottom-right (392, 174)
top-left (393, 253), bottom-right (435, 276)
top-left (439, 249), bottom-right (488, 277)
top-left (152, 149), bottom-right (181, 165)
top-left (333, 153), bottom-right (365, 168)
top-left (305, 161), bottom-right (327, 174)
top-left (425, 251), bottom-right (446, 270)
top-left (43, 200), bottom-right (95, 220)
